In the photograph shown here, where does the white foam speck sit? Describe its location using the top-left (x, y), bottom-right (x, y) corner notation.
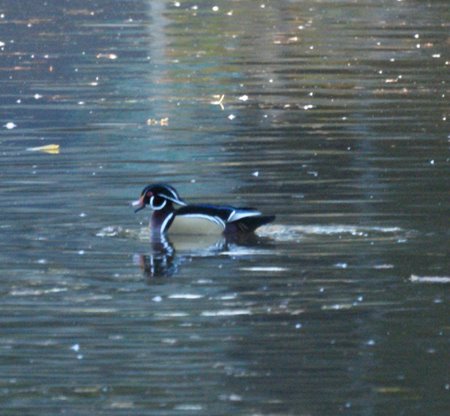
top-left (258, 224), bottom-right (402, 241)
top-left (10, 287), bottom-right (68, 296)
top-left (4, 122), bottom-right (17, 129)
top-left (240, 267), bottom-right (288, 272)
top-left (156, 312), bottom-right (189, 317)
top-left (201, 309), bottom-right (252, 317)
top-left (70, 344), bottom-right (80, 352)
top-left (169, 294), bottom-right (203, 300)
top-left (321, 304), bottom-right (353, 311)
top-left (175, 405), bottom-right (203, 411)
top-left (219, 293), bottom-right (237, 300)
top-left (374, 264), bottom-right (394, 269)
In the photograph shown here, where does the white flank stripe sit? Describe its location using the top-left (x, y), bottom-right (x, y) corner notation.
top-left (228, 210), bottom-right (261, 222)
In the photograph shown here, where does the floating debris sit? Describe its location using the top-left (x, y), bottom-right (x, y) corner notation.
top-left (410, 275), bottom-right (450, 284)
top-left (146, 117), bottom-right (169, 126)
top-left (375, 386), bottom-right (413, 395)
top-left (211, 94), bottom-right (225, 110)
top-left (96, 53), bottom-right (118, 60)
top-left (27, 144), bottom-right (60, 154)
top-left (273, 35), bottom-right (299, 45)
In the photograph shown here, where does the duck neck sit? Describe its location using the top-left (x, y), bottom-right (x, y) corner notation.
top-left (150, 204), bottom-right (174, 238)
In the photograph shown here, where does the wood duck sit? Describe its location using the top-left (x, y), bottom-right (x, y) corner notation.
top-left (132, 184), bottom-right (275, 237)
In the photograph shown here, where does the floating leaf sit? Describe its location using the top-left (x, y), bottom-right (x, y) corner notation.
top-left (146, 117), bottom-right (169, 126)
top-left (27, 144), bottom-right (60, 154)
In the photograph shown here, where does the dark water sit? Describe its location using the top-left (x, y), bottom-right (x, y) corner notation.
top-left (0, 0), bottom-right (449, 415)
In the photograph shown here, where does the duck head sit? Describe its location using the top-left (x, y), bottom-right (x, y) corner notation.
top-left (132, 184), bottom-right (186, 213)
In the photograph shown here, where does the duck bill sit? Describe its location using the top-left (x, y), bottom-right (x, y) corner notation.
top-left (132, 197), bottom-right (145, 213)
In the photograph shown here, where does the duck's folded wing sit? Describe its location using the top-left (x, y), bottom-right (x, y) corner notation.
top-left (171, 205), bottom-right (228, 235)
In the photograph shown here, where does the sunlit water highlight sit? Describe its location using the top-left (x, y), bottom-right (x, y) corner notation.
top-left (0, 0), bottom-right (448, 415)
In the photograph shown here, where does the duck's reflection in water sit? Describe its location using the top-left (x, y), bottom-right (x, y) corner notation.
top-left (134, 232), bottom-right (271, 279)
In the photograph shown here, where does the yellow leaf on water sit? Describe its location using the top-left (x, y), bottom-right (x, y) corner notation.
top-left (375, 386), bottom-right (412, 395)
top-left (27, 144), bottom-right (60, 154)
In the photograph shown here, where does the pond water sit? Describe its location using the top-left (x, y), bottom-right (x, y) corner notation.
top-left (0, 0), bottom-right (449, 415)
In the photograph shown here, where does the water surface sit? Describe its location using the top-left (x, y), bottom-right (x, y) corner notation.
top-left (0, 0), bottom-right (449, 415)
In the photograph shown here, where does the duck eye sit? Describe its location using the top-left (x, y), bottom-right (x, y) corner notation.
top-left (150, 196), bottom-right (166, 210)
